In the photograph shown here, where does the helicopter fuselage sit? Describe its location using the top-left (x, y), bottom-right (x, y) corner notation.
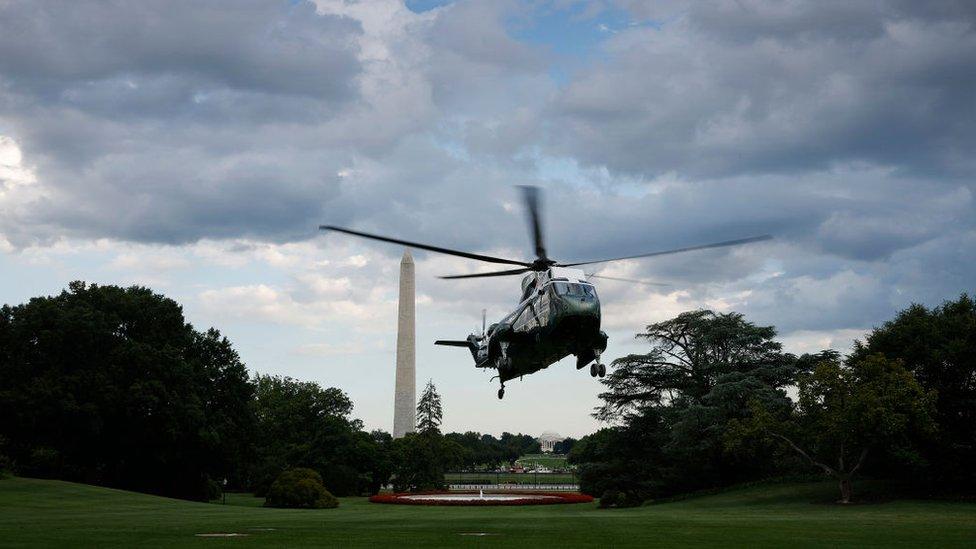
top-left (440, 267), bottom-right (608, 386)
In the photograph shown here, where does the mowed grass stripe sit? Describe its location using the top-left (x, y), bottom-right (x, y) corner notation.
top-left (1, 477), bottom-right (974, 547)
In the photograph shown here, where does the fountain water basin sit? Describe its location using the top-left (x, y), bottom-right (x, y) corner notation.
top-left (401, 493), bottom-right (562, 502)
top-left (369, 491), bottom-right (594, 506)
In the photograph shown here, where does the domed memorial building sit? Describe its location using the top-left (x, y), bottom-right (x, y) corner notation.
top-left (537, 431), bottom-right (565, 453)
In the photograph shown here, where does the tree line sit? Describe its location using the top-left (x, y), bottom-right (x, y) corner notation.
top-left (568, 295), bottom-right (974, 505)
top-left (2, 282), bottom-right (971, 504)
top-left (0, 282), bottom-right (540, 499)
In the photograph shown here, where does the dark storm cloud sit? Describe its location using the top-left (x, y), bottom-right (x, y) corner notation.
top-left (0, 0), bottom-right (562, 246)
top-left (0, 0), bottom-right (360, 99)
top-left (0, 0), bottom-right (973, 340)
top-left (551, 0), bottom-right (976, 179)
top-left (0, 0), bottom-right (363, 245)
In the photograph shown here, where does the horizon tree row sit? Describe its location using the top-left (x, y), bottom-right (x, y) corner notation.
top-left (0, 282), bottom-right (542, 499)
top-left (2, 282), bottom-right (972, 504)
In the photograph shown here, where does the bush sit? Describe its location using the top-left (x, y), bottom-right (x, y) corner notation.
top-left (599, 489), bottom-right (643, 508)
top-left (205, 477), bottom-right (223, 502)
top-left (264, 468), bottom-right (338, 509)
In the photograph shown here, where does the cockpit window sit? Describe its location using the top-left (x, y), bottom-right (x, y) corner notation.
top-left (553, 282), bottom-right (597, 298)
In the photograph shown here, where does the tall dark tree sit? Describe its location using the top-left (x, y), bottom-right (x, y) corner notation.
top-left (0, 282), bottom-right (254, 500)
top-left (416, 379), bottom-right (443, 434)
top-left (578, 309), bottom-right (799, 501)
top-left (849, 294), bottom-right (976, 489)
top-left (730, 353), bottom-right (936, 502)
top-left (390, 430), bottom-right (465, 492)
top-left (249, 374), bottom-right (385, 496)
top-left (597, 310), bottom-right (796, 420)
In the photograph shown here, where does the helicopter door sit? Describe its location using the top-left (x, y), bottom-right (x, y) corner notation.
top-left (536, 286), bottom-right (550, 326)
top-left (513, 304), bottom-right (533, 332)
top-left (514, 298), bottom-right (545, 333)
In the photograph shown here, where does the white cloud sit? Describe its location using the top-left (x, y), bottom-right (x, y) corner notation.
top-left (778, 328), bottom-right (868, 356)
top-left (0, 135), bottom-right (36, 188)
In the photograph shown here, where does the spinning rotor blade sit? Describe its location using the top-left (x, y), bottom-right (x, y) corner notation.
top-left (560, 234), bottom-right (772, 267)
top-left (518, 186), bottom-right (548, 261)
top-left (439, 267), bottom-right (531, 280)
top-left (320, 226), bottom-right (531, 267)
top-left (587, 273), bottom-right (671, 287)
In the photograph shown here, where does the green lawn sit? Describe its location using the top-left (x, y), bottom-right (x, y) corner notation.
top-left (445, 471), bottom-right (576, 485)
top-left (515, 454), bottom-right (569, 470)
top-left (2, 477), bottom-right (975, 547)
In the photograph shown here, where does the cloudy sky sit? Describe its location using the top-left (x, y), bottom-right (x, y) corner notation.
top-left (1, 0), bottom-right (974, 437)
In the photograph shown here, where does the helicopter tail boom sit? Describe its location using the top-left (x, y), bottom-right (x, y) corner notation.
top-left (434, 340), bottom-right (471, 347)
top-left (435, 336), bottom-right (486, 365)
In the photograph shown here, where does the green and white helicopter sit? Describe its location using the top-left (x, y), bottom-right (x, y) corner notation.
top-left (321, 187), bottom-right (769, 399)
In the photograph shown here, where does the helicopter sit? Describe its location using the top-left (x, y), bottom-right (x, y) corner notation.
top-left (320, 187), bottom-right (770, 399)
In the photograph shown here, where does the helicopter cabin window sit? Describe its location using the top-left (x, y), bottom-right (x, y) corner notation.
top-left (553, 282), bottom-right (597, 298)
top-left (514, 304), bottom-right (538, 331)
top-left (520, 279), bottom-right (537, 303)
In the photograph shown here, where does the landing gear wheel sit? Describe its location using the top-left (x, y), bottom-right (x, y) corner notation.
top-left (598, 363), bottom-right (606, 377)
top-left (497, 387), bottom-right (505, 400)
top-left (590, 363), bottom-right (598, 377)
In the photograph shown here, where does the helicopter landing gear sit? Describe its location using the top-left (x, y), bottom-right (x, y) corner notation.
top-left (495, 342), bottom-right (512, 371)
top-left (589, 350), bottom-right (605, 378)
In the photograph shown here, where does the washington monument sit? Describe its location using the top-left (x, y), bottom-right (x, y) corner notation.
top-left (392, 249), bottom-right (416, 438)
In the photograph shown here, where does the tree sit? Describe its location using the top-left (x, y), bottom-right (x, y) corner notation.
top-left (416, 379), bottom-right (443, 434)
top-left (597, 310), bottom-right (796, 421)
top-left (553, 437), bottom-right (577, 455)
top-left (390, 431), bottom-right (465, 492)
top-left (0, 282), bottom-right (254, 500)
top-left (498, 432), bottom-right (541, 462)
top-left (443, 431), bottom-right (485, 470)
top-left (849, 294), bottom-right (976, 489)
top-left (732, 353), bottom-right (936, 503)
top-left (580, 310), bottom-right (800, 499)
top-left (249, 374), bottom-right (384, 496)
top-left (364, 431), bottom-right (395, 494)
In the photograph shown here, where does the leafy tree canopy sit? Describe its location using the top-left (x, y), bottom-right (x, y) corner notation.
top-left (0, 282), bottom-right (253, 500)
top-left (597, 310), bottom-right (798, 421)
top-left (249, 374), bottom-right (383, 497)
top-left (850, 294), bottom-right (976, 487)
top-left (577, 310), bottom-right (800, 499)
top-left (729, 353), bottom-right (936, 502)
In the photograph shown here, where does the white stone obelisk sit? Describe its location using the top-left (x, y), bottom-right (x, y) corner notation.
top-left (392, 249), bottom-right (416, 438)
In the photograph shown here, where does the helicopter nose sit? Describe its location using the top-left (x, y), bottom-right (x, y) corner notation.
top-left (557, 294), bottom-right (599, 315)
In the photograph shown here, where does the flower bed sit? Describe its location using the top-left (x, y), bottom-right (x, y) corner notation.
top-left (369, 491), bottom-right (594, 506)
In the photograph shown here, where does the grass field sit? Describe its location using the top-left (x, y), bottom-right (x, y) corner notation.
top-left (445, 471), bottom-right (576, 485)
top-left (515, 454), bottom-right (569, 469)
top-left (2, 477), bottom-right (975, 547)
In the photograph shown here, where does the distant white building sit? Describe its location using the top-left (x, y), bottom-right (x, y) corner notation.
top-left (537, 431), bottom-right (565, 453)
